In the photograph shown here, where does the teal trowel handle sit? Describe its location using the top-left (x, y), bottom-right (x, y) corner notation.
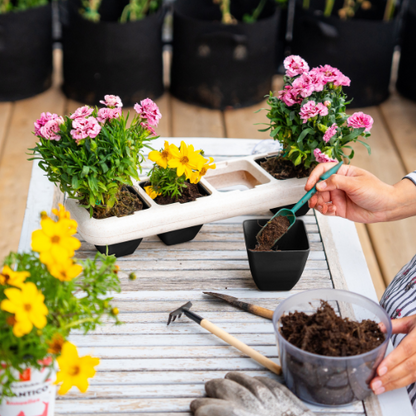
top-left (291, 161), bottom-right (344, 214)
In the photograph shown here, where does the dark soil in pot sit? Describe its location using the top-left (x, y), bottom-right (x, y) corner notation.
top-left (93, 186), bottom-right (149, 257)
top-left (290, 5), bottom-right (399, 107)
top-left (396, 0), bottom-right (416, 101)
top-left (256, 156), bottom-right (313, 216)
top-left (170, 0), bottom-right (279, 109)
top-left (60, 0), bottom-right (165, 106)
top-left (243, 219), bottom-right (310, 291)
top-left (280, 301), bottom-right (385, 405)
top-left (141, 181), bottom-right (209, 245)
top-left (0, 4), bottom-right (53, 101)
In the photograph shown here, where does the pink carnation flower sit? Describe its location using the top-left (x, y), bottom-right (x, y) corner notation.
top-left (292, 75), bottom-right (315, 99)
top-left (299, 101), bottom-right (328, 123)
top-left (40, 119), bottom-right (63, 141)
top-left (277, 86), bottom-right (302, 107)
top-left (314, 148), bottom-right (337, 163)
top-left (318, 65), bottom-right (340, 83)
top-left (70, 117), bottom-right (101, 143)
top-left (334, 73), bottom-right (351, 87)
top-left (141, 122), bottom-right (156, 136)
top-left (134, 98), bottom-right (162, 127)
top-left (69, 106), bottom-right (94, 120)
top-left (97, 107), bottom-right (122, 123)
top-left (283, 55), bottom-right (310, 78)
top-left (305, 68), bottom-right (326, 92)
top-left (347, 112), bottom-right (374, 132)
top-left (323, 123), bottom-right (338, 143)
top-left (34, 112), bottom-right (64, 137)
top-left (100, 95), bottom-right (123, 108)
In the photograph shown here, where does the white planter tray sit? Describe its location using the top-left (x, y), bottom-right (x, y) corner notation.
top-left (66, 152), bottom-right (308, 246)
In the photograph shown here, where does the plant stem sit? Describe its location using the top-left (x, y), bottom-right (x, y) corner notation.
top-left (303, 0), bottom-right (310, 10)
top-left (251, 0), bottom-right (267, 21)
top-left (383, 0), bottom-right (395, 21)
top-left (63, 317), bottom-right (97, 329)
top-left (324, 0), bottom-right (335, 16)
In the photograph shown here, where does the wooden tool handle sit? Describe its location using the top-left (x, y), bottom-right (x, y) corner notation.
top-left (247, 305), bottom-right (274, 320)
top-left (200, 319), bottom-right (282, 375)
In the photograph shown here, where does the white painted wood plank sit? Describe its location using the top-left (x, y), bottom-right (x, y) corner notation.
top-left (54, 397), bottom-right (365, 414)
top-left (69, 333), bottom-right (278, 347)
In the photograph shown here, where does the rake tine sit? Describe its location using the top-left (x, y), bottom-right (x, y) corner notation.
top-left (167, 315), bottom-right (172, 326)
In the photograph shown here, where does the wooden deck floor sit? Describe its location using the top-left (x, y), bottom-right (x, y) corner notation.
top-left (1, 49), bottom-right (416, 299)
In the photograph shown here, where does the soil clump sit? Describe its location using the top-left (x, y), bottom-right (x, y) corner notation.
top-left (280, 301), bottom-right (384, 356)
top-left (152, 182), bottom-right (204, 205)
top-left (260, 156), bottom-right (314, 179)
top-left (86, 186), bottom-right (143, 219)
top-left (254, 216), bottom-right (290, 251)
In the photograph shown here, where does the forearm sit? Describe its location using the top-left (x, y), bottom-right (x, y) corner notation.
top-left (385, 177), bottom-right (416, 221)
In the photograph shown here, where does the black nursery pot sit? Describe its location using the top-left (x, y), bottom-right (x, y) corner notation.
top-left (0, 4), bottom-right (52, 101)
top-left (170, 0), bottom-right (279, 109)
top-left (243, 219), bottom-right (310, 291)
top-left (290, 8), bottom-right (398, 107)
top-left (396, 0), bottom-right (416, 101)
top-left (95, 186), bottom-right (149, 257)
top-left (60, 0), bottom-right (165, 106)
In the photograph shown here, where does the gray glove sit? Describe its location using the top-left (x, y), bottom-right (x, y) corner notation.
top-left (190, 372), bottom-right (316, 416)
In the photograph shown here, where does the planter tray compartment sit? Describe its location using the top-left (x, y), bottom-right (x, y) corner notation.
top-left (65, 152), bottom-right (309, 247)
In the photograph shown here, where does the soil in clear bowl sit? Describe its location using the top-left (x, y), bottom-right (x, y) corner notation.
top-left (273, 289), bottom-right (392, 406)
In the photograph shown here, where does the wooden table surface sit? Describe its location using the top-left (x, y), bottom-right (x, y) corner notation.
top-left (18, 138), bottom-right (413, 416)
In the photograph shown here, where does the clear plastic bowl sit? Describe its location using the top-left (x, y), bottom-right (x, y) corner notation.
top-left (273, 288), bottom-right (392, 406)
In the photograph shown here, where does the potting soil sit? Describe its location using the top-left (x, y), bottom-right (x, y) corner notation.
top-left (254, 215), bottom-right (290, 251)
top-left (260, 156), bottom-right (314, 180)
top-left (280, 301), bottom-right (384, 356)
top-left (90, 186), bottom-right (143, 219)
top-left (154, 182), bottom-right (203, 205)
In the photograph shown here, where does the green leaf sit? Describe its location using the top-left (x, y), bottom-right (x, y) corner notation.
top-left (357, 140), bottom-right (371, 155)
top-left (297, 128), bottom-right (314, 143)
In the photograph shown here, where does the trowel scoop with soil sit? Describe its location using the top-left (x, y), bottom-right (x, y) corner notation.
top-left (256, 161), bottom-right (343, 251)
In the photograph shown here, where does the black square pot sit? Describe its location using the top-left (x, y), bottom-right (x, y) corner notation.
top-left (157, 224), bottom-right (203, 246)
top-left (243, 219), bottom-right (310, 291)
top-left (95, 186), bottom-right (149, 257)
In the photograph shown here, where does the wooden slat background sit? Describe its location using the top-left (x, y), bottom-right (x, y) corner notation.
top-left (2, 48), bottom-right (416, 301)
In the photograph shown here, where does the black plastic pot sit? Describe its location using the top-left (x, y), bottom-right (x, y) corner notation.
top-left (397, 0), bottom-right (416, 101)
top-left (158, 224), bottom-right (204, 245)
top-left (170, 0), bottom-right (279, 109)
top-left (290, 7), bottom-right (399, 107)
top-left (0, 4), bottom-right (53, 101)
top-left (95, 186), bottom-right (149, 257)
top-left (243, 219), bottom-right (310, 291)
top-left (60, 0), bottom-right (165, 106)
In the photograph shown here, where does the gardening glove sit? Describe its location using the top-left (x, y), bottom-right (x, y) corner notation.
top-left (190, 371), bottom-right (316, 416)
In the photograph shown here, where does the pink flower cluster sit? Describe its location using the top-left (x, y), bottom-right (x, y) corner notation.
top-left (323, 123), bottom-right (338, 143)
top-left (347, 112), bottom-right (374, 132)
top-left (314, 149), bottom-right (337, 163)
top-left (97, 107), bottom-right (122, 123)
top-left (278, 56), bottom-right (351, 107)
top-left (134, 98), bottom-right (161, 135)
top-left (34, 112), bottom-right (64, 141)
top-left (100, 95), bottom-right (123, 108)
top-left (71, 117), bottom-right (101, 143)
top-left (70, 106), bottom-right (93, 120)
top-left (299, 101), bottom-right (328, 123)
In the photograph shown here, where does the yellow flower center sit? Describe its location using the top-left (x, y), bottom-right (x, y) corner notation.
top-left (180, 156), bottom-right (189, 164)
top-left (51, 235), bottom-right (60, 244)
top-left (161, 150), bottom-right (169, 159)
top-left (0, 273), bottom-right (9, 285)
top-left (200, 167), bottom-right (207, 176)
top-left (24, 303), bottom-right (32, 312)
top-left (68, 365), bottom-right (81, 376)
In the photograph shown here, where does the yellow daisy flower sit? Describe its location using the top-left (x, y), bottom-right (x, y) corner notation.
top-left (0, 265), bottom-right (30, 288)
top-left (1, 282), bottom-right (48, 337)
top-left (148, 141), bottom-right (174, 168)
top-left (168, 141), bottom-right (205, 179)
top-left (190, 157), bottom-right (216, 183)
top-left (55, 341), bottom-right (100, 395)
top-left (47, 333), bottom-right (66, 354)
top-left (31, 217), bottom-right (81, 266)
top-left (48, 259), bottom-right (83, 282)
top-left (52, 204), bottom-right (77, 234)
top-left (144, 185), bottom-right (161, 200)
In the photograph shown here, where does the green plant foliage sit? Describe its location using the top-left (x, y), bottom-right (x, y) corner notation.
top-left (120, 0), bottom-right (161, 22)
top-left (79, 0), bottom-right (102, 22)
top-left (0, 250), bottom-right (121, 400)
top-left (148, 164), bottom-right (188, 199)
top-left (0, 0), bottom-right (48, 13)
top-left (29, 109), bottom-right (155, 217)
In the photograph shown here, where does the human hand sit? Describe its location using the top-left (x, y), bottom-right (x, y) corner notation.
top-left (371, 315), bottom-right (416, 395)
top-left (305, 163), bottom-right (403, 223)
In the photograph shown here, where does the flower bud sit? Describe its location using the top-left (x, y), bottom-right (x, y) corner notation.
top-left (111, 307), bottom-right (119, 316)
top-left (113, 265), bottom-right (120, 274)
top-left (40, 211), bottom-right (48, 219)
top-left (324, 101), bottom-right (331, 107)
top-left (103, 300), bottom-right (109, 308)
top-left (318, 124), bottom-right (328, 133)
top-left (129, 272), bottom-right (137, 281)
